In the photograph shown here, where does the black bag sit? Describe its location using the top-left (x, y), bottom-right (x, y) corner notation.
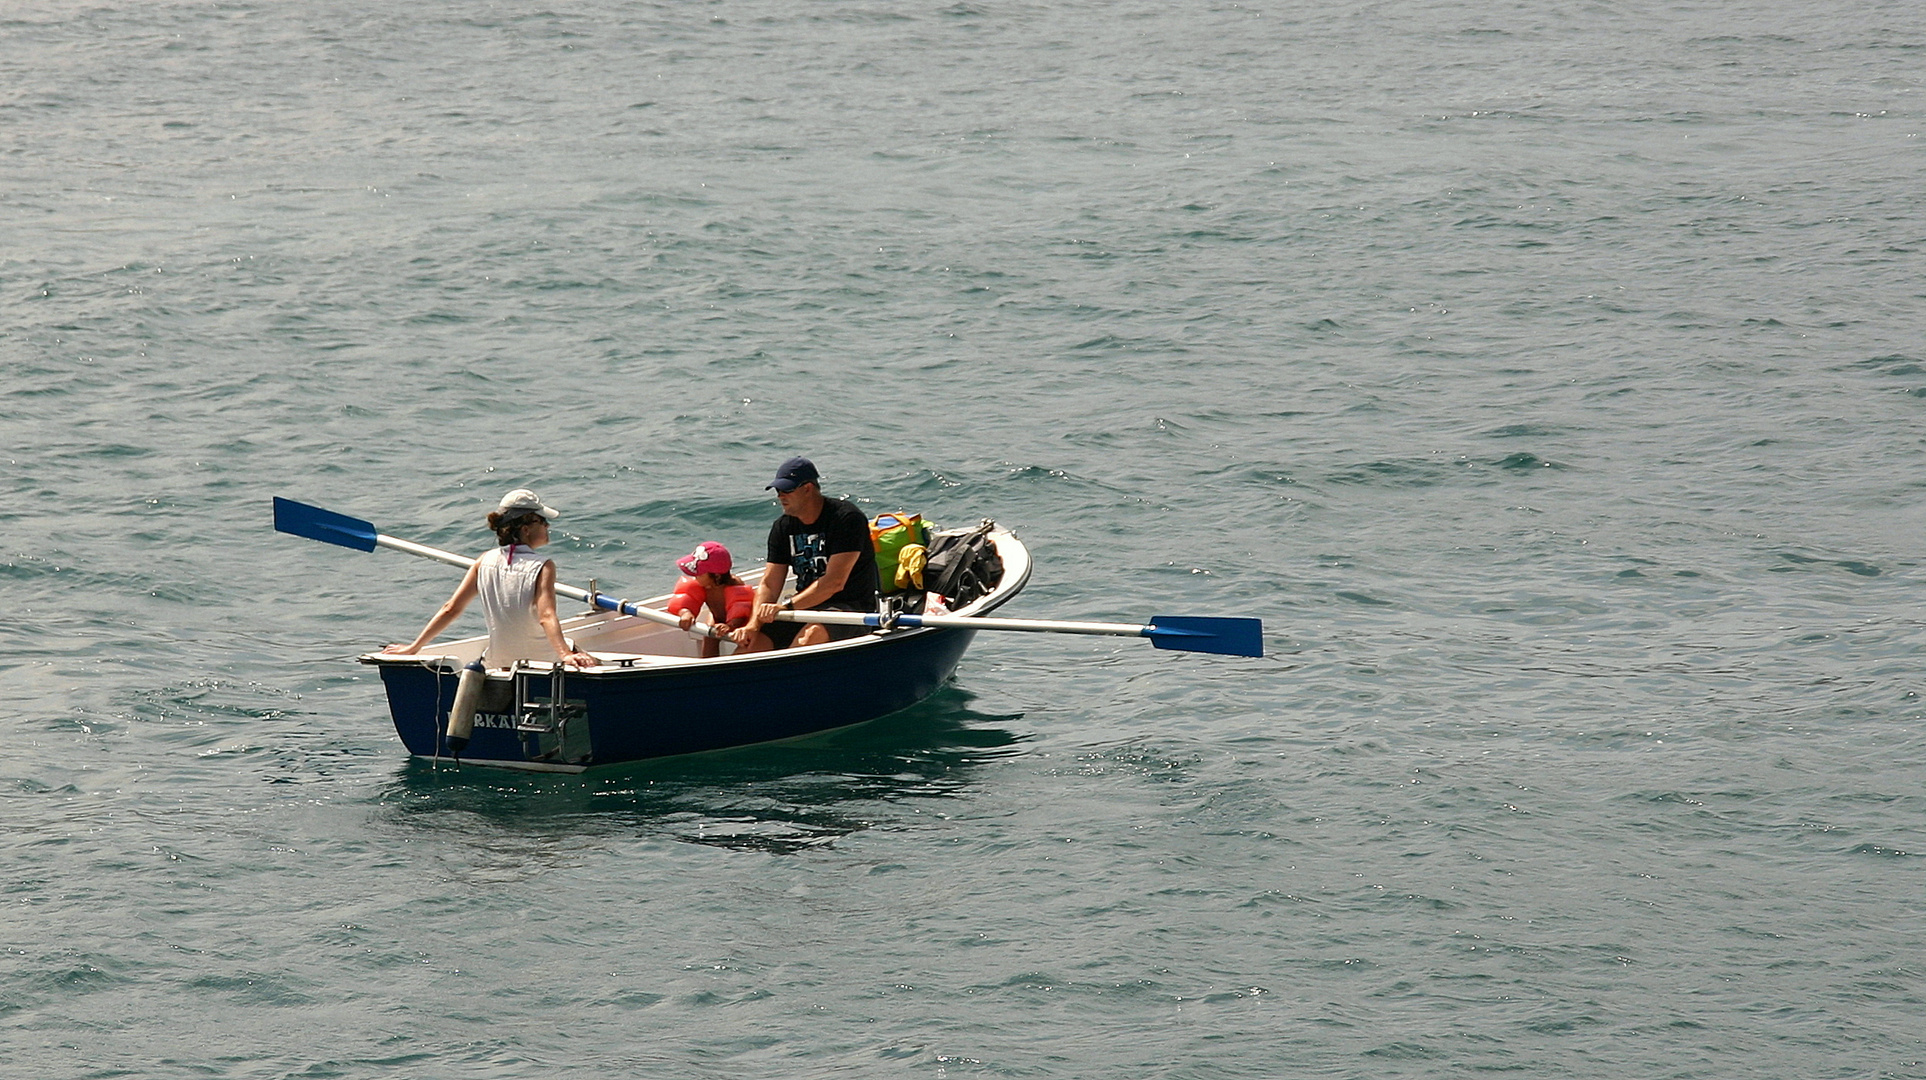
top-left (923, 520), bottom-right (1003, 608)
top-left (880, 589), bottom-right (927, 619)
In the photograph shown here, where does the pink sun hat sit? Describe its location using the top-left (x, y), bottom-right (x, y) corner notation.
top-left (677, 542), bottom-right (733, 577)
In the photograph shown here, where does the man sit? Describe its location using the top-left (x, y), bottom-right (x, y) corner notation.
top-left (733, 457), bottom-right (880, 652)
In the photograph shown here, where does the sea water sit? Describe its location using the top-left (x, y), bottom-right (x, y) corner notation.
top-left (4, 2), bottom-right (1924, 1076)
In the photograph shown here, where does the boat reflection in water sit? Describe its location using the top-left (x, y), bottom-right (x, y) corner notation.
top-left (377, 687), bottom-right (1028, 854)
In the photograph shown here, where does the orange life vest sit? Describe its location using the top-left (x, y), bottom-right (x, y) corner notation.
top-left (666, 576), bottom-right (755, 626)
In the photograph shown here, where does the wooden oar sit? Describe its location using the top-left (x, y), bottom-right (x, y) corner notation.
top-left (771, 609), bottom-right (1263, 657)
top-left (271, 496), bottom-right (721, 639)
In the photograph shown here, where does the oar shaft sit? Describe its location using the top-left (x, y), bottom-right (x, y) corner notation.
top-left (577, 588), bottom-right (723, 639)
top-left (926, 615), bottom-right (1149, 636)
top-left (767, 608), bottom-right (1263, 656)
top-left (375, 534), bottom-right (476, 570)
top-left (771, 610), bottom-right (1149, 637)
top-left (377, 531), bottom-right (718, 638)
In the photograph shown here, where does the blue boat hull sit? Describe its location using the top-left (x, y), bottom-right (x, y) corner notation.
top-left (374, 624), bottom-right (981, 769)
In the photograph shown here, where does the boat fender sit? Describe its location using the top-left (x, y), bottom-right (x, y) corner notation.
top-left (446, 659), bottom-right (487, 755)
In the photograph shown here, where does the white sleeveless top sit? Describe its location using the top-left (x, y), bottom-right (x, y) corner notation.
top-left (475, 544), bottom-right (555, 665)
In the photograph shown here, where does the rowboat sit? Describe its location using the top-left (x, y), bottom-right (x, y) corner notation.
top-left (358, 527), bottom-right (1034, 773)
top-left (273, 496), bottom-right (1260, 773)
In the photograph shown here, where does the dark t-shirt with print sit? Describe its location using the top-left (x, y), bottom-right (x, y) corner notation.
top-left (765, 496), bottom-right (880, 611)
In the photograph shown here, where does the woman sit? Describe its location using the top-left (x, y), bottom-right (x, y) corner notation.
top-left (384, 488), bottom-right (597, 668)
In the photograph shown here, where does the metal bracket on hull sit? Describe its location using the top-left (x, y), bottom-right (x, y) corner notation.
top-left (511, 663), bottom-right (592, 765)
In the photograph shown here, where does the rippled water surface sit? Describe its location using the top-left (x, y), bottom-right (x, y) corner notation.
top-left (5, 2), bottom-right (1925, 1077)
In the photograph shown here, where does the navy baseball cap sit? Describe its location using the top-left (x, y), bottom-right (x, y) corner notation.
top-left (767, 456), bottom-right (819, 493)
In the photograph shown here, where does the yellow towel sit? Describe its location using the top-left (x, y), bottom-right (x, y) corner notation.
top-left (894, 544), bottom-right (927, 591)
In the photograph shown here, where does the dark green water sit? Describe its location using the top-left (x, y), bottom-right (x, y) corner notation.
top-left (6, 2), bottom-right (1925, 1076)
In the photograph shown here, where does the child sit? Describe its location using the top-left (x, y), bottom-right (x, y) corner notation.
top-left (666, 542), bottom-right (755, 657)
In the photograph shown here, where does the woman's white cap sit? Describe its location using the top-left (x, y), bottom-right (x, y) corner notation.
top-left (497, 488), bottom-right (559, 520)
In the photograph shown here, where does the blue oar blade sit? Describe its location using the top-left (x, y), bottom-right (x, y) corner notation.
top-left (273, 496), bottom-right (378, 553)
top-left (1145, 615), bottom-right (1264, 657)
